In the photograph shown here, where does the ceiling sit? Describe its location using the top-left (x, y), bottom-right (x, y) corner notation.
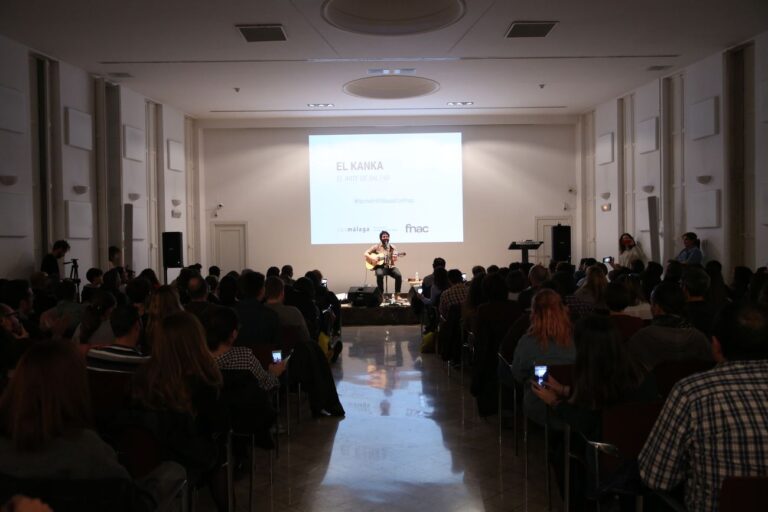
top-left (1, 0), bottom-right (766, 121)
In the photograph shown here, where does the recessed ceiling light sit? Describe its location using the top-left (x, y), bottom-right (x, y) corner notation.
top-left (236, 24), bottom-right (287, 42)
top-left (307, 103), bottom-right (335, 108)
top-left (368, 68), bottom-right (416, 76)
top-left (447, 101), bottom-right (474, 106)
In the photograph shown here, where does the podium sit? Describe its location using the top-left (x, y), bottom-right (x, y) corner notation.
top-left (508, 240), bottom-right (543, 265)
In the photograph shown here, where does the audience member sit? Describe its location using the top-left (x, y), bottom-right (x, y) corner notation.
top-left (185, 275), bottom-right (219, 327)
top-left (81, 267), bottom-right (103, 303)
top-left (532, 314), bottom-right (654, 440)
top-left (217, 274), bottom-right (239, 307)
top-left (730, 265), bottom-right (753, 302)
top-left (471, 273), bottom-right (523, 416)
top-left (676, 232), bottom-right (703, 264)
top-left (615, 233), bottom-right (647, 269)
top-left (617, 273), bottom-right (653, 320)
top-left (438, 269), bottom-right (468, 319)
top-left (38, 279), bottom-right (82, 338)
top-left (574, 266), bottom-right (607, 310)
top-left (421, 257), bottom-right (446, 299)
top-left (131, 311), bottom-right (228, 508)
top-left (604, 282), bottom-right (644, 342)
top-left (505, 269), bottom-right (527, 301)
top-left (145, 285), bottom-right (183, 341)
top-left (208, 266), bottom-right (221, 279)
top-left (639, 302), bottom-right (768, 511)
top-left (704, 260), bottom-right (731, 311)
top-left (86, 304), bottom-right (149, 373)
top-left (137, 268), bottom-right (161, 289)
top-left (682, 267), bottom-right (715, 337)
top-left (518, 265), bottom-right (550, 310)
top-left (2, 280), bottom-right (38, 339)
top-left (511, 289), bottom-right (575, 425)
top-left (108, 245), bottom-right (122, 269)
top-left (663, 259), bottom-right (683, 284)
top-left (0, 340), bottom-right (183, 509)
top-left (286, 277), bottom-right (320, 340)
top-left (266, 266), bottom-right (280, 279)
top-left (279, 265), bottom-right (295, 286)
top-left (627, 282), bottom-right (711, 372)
top-left (234, 272), bottom-right (278, 349)
top-left (641, 261), bottom-right (663, 302)
top-left (40, 240), bottom-right (69, 280)
top-left (101, 268), bottom-right (128, 306)
top-left (73, 290), bottom-right (116, 345)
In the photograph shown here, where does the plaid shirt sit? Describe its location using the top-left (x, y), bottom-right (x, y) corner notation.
top-left (638, 360), bottom-right (768, 512)
top-left (439, 283), bottom-right (468, 319)
top-left (215, 346), bottom-right (279, 391)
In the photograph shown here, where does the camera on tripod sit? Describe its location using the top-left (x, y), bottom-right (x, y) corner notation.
top-left (64, 258), bottom-right (81, 286)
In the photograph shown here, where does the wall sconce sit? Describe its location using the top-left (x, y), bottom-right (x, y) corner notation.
top-left (171, 210), bottom-right (182, 218)
top-left (171, 199), bottom-right (182, 206)
top-left (72, 185), bottom-right (88, 195)
top-left (696, 175), bottom-right (712, 184)
top-left (0, 175), bottom-right (18, 186)
top-left (601, 203), bottom-right (612, 212)
top-left (642, 185), bottom-right (655, 193)
top-left (600, 192), bottom-right (611, 200)
top-left (128, 192), bottom-right (140, 201)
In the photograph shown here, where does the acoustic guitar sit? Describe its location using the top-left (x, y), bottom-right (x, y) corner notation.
top-left (365, 252), bottom-right (406, 271)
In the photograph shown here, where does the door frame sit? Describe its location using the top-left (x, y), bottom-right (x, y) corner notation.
top-left (210, 221), bottom-right (248, 272)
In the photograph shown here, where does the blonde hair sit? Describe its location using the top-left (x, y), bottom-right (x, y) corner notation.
top-left (134, 311), bottom-right (222, 414)
top-left (528, 289), bottom-right (572, 350)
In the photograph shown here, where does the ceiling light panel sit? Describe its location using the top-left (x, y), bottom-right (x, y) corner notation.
top-left (505, 21), bottom-right (558, 38)
top-left (237, 24), bottom-right (287, 42)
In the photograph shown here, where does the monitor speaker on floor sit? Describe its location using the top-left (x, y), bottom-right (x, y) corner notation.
top-left (348, 286), bottom-right (382, 307)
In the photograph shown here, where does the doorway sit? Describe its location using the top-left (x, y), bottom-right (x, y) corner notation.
top-left (211, 222), bottom-right (247, 274)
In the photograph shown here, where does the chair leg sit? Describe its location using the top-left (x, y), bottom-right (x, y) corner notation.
top-left (297, 383), bottom-right (302, 422)
top-left (563, 425), bottom-right (571, 512)
top-left (498, 382), bottom-right (503, 444)
top-left (544, 421), bottom-right (552, 511)
top-left (513, 386), bottom-right (519, 456)
top-left (226, 431), bottom-right (234, 512)
top-left (249, 435), bottom-right (256, 512)
top-left (523, 414), bottom-right (529, 482)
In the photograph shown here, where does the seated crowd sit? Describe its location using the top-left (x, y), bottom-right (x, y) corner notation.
top-left (0, 244), bottom-right (345, 511)
top-left (417, 233), bottom-right (768, 512)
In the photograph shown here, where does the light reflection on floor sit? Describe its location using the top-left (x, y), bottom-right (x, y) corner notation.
top-left (220, 325), bottom-right (553, 512)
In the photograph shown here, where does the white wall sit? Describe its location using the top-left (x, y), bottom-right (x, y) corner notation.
top-left (58, 61), bottom-right (97, 272)
top-left (120, 87), bottom-right (150, 271)
top-left (594, 100), bottom-right (621, 259)
top-left (201, 124), bottom-right (577, 292)
top-left (0, 35), bottom-right (35, 278)
top-left (683, 53), bottom-right (726, 266)
top-left (755, 31), bottom-right (768, 266)
top-left (160, 105), bottom-right (187, 270)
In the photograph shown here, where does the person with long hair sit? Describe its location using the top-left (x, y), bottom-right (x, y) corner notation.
top-left (531, 315), bottom-right (654, 438)
top-left (0, 341), bottom-right (183, 509)
top-left (512, 289), bottom-right (576, 425)
top-left (676, 232), bottom-right (703, 265)
top-left (144, 285), bottom-right (183, 341)
top-left (615, 233), bottom-right (647, 269)
top-left (72, 290), bottom-right (116, 344)
top-left (574, 266), bottom-right (608, 310)
top-left (616, 273), bottom-right (653, 320)
top-left (132, 311), bottom-right (227, 509)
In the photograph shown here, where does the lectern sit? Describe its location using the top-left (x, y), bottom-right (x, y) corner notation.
top-left (508, 240), bottom-right (543, 265)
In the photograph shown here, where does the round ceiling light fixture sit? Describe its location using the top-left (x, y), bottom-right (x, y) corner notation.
top-left (343, 76), bottom-right (440, 100)
top-left (322, 0), bottom-right (466, 36)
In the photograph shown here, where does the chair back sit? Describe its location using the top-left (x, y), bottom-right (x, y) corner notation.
top-left (720, 476), bottom-right (768, 512)
top-left (115, 423), bottom-right (166, 479)
top-left (278, 325), bottom-right (305, 354)
top-left (600, 400), bottom-right (663, 473)
top-left (653, 359), bottom-right (715, 398)
top-left (88, 370), bottom-right (133, 434)
top-left (438, 303), bottom-right (463, 361)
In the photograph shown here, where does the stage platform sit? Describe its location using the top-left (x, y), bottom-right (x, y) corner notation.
top-left (341, 299), bottom-right (419, 326)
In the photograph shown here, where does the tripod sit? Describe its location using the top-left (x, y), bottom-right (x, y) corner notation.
top-left (66, 258), bottom-right (81, 298)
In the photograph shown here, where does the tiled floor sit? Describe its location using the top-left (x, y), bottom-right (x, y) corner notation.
top-left (222, 325), bottom-right (557, 512)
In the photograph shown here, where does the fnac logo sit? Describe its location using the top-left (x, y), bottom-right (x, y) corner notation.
top-left (405, 223), bottom-right (429, 233)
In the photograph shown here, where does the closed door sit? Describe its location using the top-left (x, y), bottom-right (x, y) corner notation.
top-left (212, 223), bottom-right (247, 274)
top-left (535, 216), bottom-right (572, 265)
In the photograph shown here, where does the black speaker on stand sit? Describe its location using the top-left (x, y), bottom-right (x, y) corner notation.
top-left (161, 232), bottom-right (183, 284)
top-left (551, 224), bottom-right (571, 263)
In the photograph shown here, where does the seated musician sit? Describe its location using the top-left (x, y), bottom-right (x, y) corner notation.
top-left (364, 230), bottom-right (403, 295)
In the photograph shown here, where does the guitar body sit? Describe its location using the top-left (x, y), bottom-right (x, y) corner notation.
top-left (365, 252), bottom-right (406, 271)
